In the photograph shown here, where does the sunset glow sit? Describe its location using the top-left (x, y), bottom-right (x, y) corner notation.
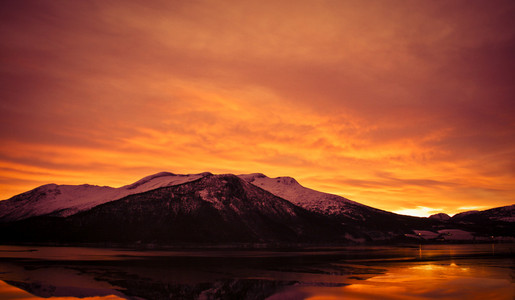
top-left (1, 1), bottom-right (514, 217)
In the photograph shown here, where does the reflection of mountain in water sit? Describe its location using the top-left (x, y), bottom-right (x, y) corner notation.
top-left (0, 255), bottom-right (356, 300)
top-left (4, 279), bottom-right (126, 299)
top-left (4, 278), bottom-right (299, 300)
top-left (116, 278), bottom-right (299, 300)
top-left (0, 244), bottom-right (514, 300)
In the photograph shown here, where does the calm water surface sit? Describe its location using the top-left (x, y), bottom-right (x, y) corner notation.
top-left (0, 244), bottom-right (513, 299)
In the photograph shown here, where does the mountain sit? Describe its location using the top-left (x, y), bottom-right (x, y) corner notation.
top-left (238, 173), bottom-right (436, 236)
top-left (451, 205), bottom-right (515, 223)
top-left (0, 172), bottom-right (211, 222)
top-left (238, 173), bottom-right (366, 218)
top-left (0, 171), bottom-right (513, 245)
top-left (404, 206), bottom-right (515, 242)
top-left (0, 174), bottom-right (350, 244)
top-left (428, 213), bottom-right (451, 221)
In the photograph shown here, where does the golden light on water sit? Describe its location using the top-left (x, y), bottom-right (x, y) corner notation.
top-left (304, 262), bottom-right (511, 300)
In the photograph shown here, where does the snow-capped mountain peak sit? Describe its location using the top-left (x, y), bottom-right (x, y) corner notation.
top-left (0, 172), bottom-right (212, 222)
top-left (124, 172), bottom-right (178, 190)
top-left (239, 173), bottom-right (299, 186)
top-left (122, 171), bottom-right (211, 192)
top-left (237, 173), bottom-right (373, 220)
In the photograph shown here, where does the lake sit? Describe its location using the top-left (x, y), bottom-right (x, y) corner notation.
top-left (0, 244), bottom-right (513, 299)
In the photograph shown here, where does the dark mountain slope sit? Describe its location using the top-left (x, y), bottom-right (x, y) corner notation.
top-left (452, 204), bottom-right (514, 223)
top-left (0, 174), bottom-right (352, 245)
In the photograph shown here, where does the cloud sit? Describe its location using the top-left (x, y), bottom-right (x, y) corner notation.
top-left (0, 0), bottom-right (514, 216)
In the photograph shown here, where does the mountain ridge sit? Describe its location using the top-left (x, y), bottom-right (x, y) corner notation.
top-left (2, 171), bottom-right (511, 222)
top-left (0, 172), bottom-right (212, 222)
top-left (0, 171), bottom-right (513, 245)
top-left (0, 174), bottom-right (352, 244)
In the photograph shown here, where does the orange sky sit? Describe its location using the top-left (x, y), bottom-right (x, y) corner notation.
top-left (1, 0), bottom-right (514, 217)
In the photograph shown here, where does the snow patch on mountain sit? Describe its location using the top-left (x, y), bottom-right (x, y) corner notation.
top-left (238, 173), bottom-right (369, 219)
top-left (438, 229), bottom-right (474, 241)
top-left (197, 188), bottom-right (224, 209)
top-left (123, 172), bottom-right (211, 192)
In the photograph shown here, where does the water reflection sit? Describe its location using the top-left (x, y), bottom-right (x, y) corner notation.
top-left (0, 244), bottom-right (513, 299)
top-left (296, 260), bottom-right (514, 300)
top-left (0, 280), bottom-right (124, 300)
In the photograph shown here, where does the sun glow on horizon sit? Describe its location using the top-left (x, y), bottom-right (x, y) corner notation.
top-left (393, 207), bottom-right (444, 218)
